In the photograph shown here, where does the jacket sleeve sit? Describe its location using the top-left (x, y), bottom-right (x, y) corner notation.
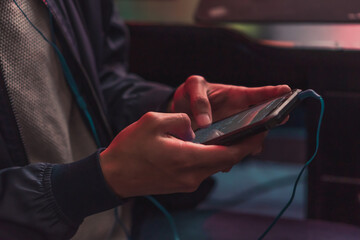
top-left (98, 2), bottom-right (174, 132)
top-left (0, 150), bottom-right (123, 240)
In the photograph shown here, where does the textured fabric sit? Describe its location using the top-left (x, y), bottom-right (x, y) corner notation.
top-left (0, 0), bottom-right (97, 165)
top-left (0, 163), bottom-right (78, 239)
top-left (0, 0), bottom-right (119, 238)
top-left (0, 152), bottom-right (124, 240)
top-left (0, 0), bottom-right (175, 238)
top-left (0, 0), bottom-right (122, 239)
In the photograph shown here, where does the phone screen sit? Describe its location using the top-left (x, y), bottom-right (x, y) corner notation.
top-left (193, 95), bottom-right (288, 144)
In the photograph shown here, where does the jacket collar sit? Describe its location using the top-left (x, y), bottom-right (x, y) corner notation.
top-left (43, 0), bottom-right (82, 64)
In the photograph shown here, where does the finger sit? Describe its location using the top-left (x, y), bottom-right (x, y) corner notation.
top-left (180, 142), bottom-right (238, 173)
top-left (251, 145), bottom-right (263, 156)
top-left (157, 113), bottom-right (195, 141)
top-left (280, 115), bottom-right (290, 125)
top-left (230, 132), bottom-right (267, 158)
top-left (221, 166), bottom-right (233, 173)
top-left (243, 85), bottom-right (291, 106)
top-left (185, 76), bottom-right (212, 128)
top-left (252, 132), bottom-right (268, 155)
top-left (179, 132), bottom-right (267, 173)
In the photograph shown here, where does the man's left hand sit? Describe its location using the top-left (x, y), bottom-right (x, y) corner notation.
top-left (170, 75), bottom-right (291, 130)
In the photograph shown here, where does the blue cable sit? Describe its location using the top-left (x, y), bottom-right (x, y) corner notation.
top-left (13, 2), bottom-right (179, 240)
top-left (145, 196), bottom-right (181, 240)
top-left (258, 90), bottom-right (324, 239)
top-left (13, 2), bottom-right (324, 239)
top-left (12, 0), bottom-right (102, 148)
top-left (106, 207), bottom-right (132, 240)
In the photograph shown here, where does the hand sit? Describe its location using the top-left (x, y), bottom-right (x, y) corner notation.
top-left (170, 75), bottom-right (291, 129)
top-left (99, 112), bottom-right (266, 198)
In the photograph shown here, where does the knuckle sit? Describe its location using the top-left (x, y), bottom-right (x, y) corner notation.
top-left (142, 111), bottom-right (160, 122)
top-left (252, 145), bottom-right (264, 156)
top-left (181, 175), bottom-right (200, 192)
top-left (177, 113), bottom-right (191, 127)
top-left (228, 149), bottom-right (242, 165)
top-left (192, 95), bottom-right (209, 106)
top-left (186, 75), bottom-right (207, 85)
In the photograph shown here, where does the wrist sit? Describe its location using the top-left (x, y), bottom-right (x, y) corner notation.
top-left (51, 149), bottom-right (124, 223)
top-left (99, 148), bottom-right (131, 198)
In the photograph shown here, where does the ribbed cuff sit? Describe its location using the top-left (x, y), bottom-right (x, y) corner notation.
top-left (51, 149), bottom-right (124, 224)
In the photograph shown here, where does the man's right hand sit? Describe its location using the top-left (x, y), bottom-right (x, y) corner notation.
top-left (99, 112), bottom-right (266, 198)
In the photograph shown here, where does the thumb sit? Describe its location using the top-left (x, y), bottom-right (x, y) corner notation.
top-left (159, 113), bottom-right (195, 141)
top-left (244, 85), bottom-right (291, 106)
top-left (185, 76), bottom-right (212, 128)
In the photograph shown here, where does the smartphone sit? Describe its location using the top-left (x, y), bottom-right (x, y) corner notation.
top-left (193, 89), bottom-right (302, 145)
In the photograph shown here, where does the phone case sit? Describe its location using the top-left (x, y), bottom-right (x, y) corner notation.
top-left (195, 89), bottom-right (302, 146)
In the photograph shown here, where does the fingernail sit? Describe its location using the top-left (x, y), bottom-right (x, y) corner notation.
top-left (280, 84), bottom-right (291, 90)
top-left (197, 113), bottom-right (211, 127)
top-left (191, 131), bottom-right (196, 140)
top-left (182, 130), bottom-right (196, 141)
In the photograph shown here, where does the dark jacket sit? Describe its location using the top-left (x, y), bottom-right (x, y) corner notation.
top-left (0, 0), bottom-right (173, 238)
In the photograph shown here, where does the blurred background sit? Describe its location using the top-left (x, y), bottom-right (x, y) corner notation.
top-left (115, 1), bottom-right (360, 239)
